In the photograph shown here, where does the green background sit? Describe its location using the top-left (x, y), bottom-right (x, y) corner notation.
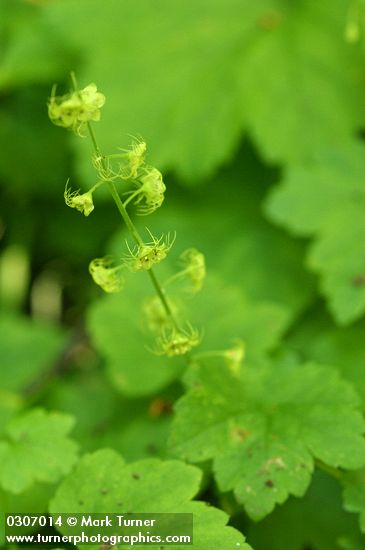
top-left (1, 1), bottom-right (365, 549)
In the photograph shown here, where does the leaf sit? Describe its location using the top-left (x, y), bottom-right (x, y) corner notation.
top-left (148, 145), bottom-right (315, 322)
top-left (342, 469), bottom-right (365, 534)
top-left (0, 0), bottom-right (72, 90)
top-left (0, 313), bottom-right (65, 393)
top-left (49, 448), bottom-right (252, 550)
top-left (248, 470), bottom-right (365, 550)
top-left (184, 273), bottom-right (290, 360)
top-left (87, 277), bottom-right (184, 397)
top-left (265, 142), bottom-right (365, 324)
top-left (88, 255), bottom-right (290, 396)
top-left (45, 370), bottom-right (173, 460)
top-left (169, 359), bottom-right (365, 520)
top-left (43, 0), bottom-right (365, 181)
top-left (287, 309), bottom-right (365, 407)
top-left (239, 0), bottom-right (365, 164)
top-left (43, 0), bottom-right (263, 182)
top-left (0, 391), bottom-right (23, 438)
top-left (0, 408), bottom-right (78, 494)
top-left (85, 142), bottom-right (306, 397)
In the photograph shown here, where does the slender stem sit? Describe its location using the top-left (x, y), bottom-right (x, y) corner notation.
top-left (90, 180), bottom-right (106, 193)
top-left (123, 189), bottom-right (141, 209)
top-left (164, 269), bottom-right (188, 287)
top-left (148, 267), bottom-right (175, 318)
top-left (85, 121), bottom-right (178, 328)
top-left (106, 153), bottom-right (128, 159)
top-left (107, 180), bottom-right (144, 247)
top-left (70, 71), bottom-right (78, 91)
top-left (86, 123), bottom-right (143, 247)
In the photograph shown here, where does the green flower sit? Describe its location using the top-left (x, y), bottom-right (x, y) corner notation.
top-left (125, 231), bottom-right (175, 272)
top-left (89, 258), bottom-right (124, 293)
top-left (48, 83), bottom-right (106, 135)
top-left (64, 183), bottom-right (94, 216)
top-left (155, 325), bottom-right (201, 357)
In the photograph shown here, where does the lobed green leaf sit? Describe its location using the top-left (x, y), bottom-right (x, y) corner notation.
top-left (169, 359), bottom-right (365, 519)
top-left (265, 142), bottom-right (365, 324)
top-left (0, 408), bottom-right (78, 494)
top-left (50, 449), bottom-right (252, 549)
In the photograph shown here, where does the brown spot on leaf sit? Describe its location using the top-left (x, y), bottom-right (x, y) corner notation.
top-left (149, 398), bottom-right (173, 417)
top-left (258, 10), bottom-right (282, 31)
top-left (260, 456), bottom-right (286, 474)
top-left (352, 274), bottom-right (365, 287)
top-left (231, 426), bottom-right (250, 442)
top-left (146, 443), bottom-right (158, 455)
top-left (132, 473), bottom-right (140, 480)
top-left (265, 479), bottom-right (274, 488)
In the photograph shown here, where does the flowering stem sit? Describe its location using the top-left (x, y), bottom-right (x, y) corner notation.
top-left (90, 180), bottom-right (105, 193)
top-left (85, 121), bottom-right (178, 328)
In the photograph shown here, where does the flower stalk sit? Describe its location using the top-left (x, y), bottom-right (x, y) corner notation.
top-left (49, 72), bottom-right (205, 355)
top-left (85, 120), bottom-right (178, 327)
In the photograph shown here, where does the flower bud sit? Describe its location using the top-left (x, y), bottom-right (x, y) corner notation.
top-left (155, 325), bottom-right (201, 357)
top-left (125, 167), bottom-right (166, 215)
top-left (125, 232), bottom-right (175, 272)
top-left (125, 140), bottom-right (147, 178)
top-left (89, 258), bottom-right (124, 293)
top-left (180, 248), bottom-right (206, 293)
top-left (48, 83), bottom-right (105, 135)
top-left (64, 183), bottom-right (94, 216)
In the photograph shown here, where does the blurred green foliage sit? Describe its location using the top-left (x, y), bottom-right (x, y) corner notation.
top-left (1, 0), bottom-right (365, 548)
